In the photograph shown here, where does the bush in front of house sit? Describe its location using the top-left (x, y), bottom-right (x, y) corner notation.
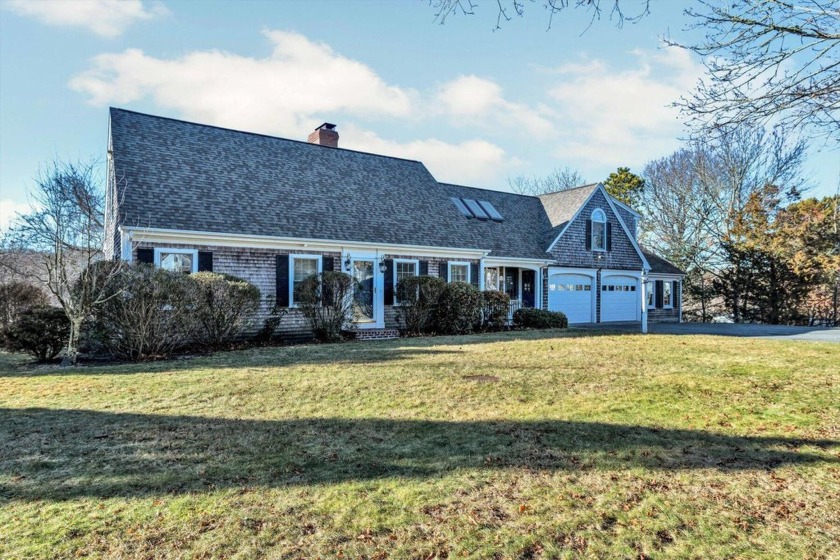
top-left (185, 272), bottom-right (261, 349)
top-left (395, 275), bottom-right (447, 335)
top-left (94, 264), bottom-right (193, 360)
top-left (295, 271), bottom-right (355, 343)
top-left (2, 306), bottom-right (69, 362)
top-left (480, 290), bottom-right (511, 331)
top-left (512, 308), bottom-right (568, 329)
top-left (436, 281), bottom-right (482, 335)
top-left (0, 282), bottom-right (48, 333)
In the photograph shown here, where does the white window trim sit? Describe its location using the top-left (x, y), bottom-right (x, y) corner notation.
top-left (154, 247), bottom-right (198, 273)
top-left (393, 258), bottom-right (419, 306)
top-left (663, 280), bottom-right (674, 309)
top-left (289, 254), bottom-right (323, 308)
top-left (646, 280), bottom-right (656, 310)
top-left (591, 208), bottom-right (607, 252)
top-left (448, 261), bottom-right (471, 284)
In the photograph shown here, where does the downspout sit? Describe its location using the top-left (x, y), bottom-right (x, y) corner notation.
top-left (678, 279), bottom-right (683, 324)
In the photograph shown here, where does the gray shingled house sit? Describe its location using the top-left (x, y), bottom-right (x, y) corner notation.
top-left (104, 108), bottom-right (684, 339)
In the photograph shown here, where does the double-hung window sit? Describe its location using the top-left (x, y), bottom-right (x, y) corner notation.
top-left (155, 248), bottom-right (198, 274)
top-left (646, 281), bottom-right (655, 309)
top-left (591, 209), bottom-right (607, 252)
top-left (448, 262), bottom-right (470, 284)
top-left (394, 259), bottom-right (418, 305)
top-left (663, 281), bottom-right (673, 308)
top-left (290, 255), bottom-right (322, 307)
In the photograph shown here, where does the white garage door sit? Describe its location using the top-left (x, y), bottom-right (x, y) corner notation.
top-left (601, 276), bottom-right (639, 322)
top-left (548, 274), bottom-right (594, 323)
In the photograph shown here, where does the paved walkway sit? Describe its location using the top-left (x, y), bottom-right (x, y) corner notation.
top-left (572, 322), bottom-right (840, 343)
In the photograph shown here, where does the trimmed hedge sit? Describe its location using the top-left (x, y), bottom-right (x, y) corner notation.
top-left (436, 281), bottom-right (482, 335)
top-left (186, 272), bottom-right (261, 349)
top-left (512, 308), bottom-right (568, 329)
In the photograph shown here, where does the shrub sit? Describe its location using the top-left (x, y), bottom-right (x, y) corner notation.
top-left (395, 275), bottom-right (446, 335)
top-left (512, 308), bottom-right (568, 329)
top-left (2, 306), bottom-right (69, 362)
top-left (0, 282), bottom-right (48, 332)
top-left (436, 281), bottom-right (482, 335)
top-left (254, 297), bottom-right (288, 344)
top-left (295, 271), bottom-right (355, 342)
top-left (480, 290), bottom-right (511, 331)
top-left (185, 272), bottom-right (261, 349)
top-left (94, 264), bottom-right (192, 360)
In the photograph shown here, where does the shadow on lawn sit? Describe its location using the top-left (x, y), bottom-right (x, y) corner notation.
top-left (0, 329), bottom-right (587, 378)
top-left (1, 407), bottom-right (836, 501)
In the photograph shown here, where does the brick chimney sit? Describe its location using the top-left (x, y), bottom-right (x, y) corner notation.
top-left (307, 122), bottom-right (338, 148)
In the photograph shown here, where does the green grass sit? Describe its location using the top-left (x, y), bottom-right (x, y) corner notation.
top-left (1, 330), bottom-right (838, 559)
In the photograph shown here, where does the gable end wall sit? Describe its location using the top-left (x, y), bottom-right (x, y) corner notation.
top-left (548, 189), bottom-right (643, 270)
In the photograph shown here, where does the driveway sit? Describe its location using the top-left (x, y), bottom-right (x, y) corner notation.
top-left (572, 322), bottom-right (840, 343)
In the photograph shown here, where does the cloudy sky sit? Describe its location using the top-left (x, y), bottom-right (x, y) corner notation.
top-left (1, 0), bottom-right (837, 229)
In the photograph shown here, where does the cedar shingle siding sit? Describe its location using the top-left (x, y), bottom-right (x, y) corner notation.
top-left (107, 109), bottom-right (686, 336)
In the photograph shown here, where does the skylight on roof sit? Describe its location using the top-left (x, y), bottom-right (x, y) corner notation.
top-left (450, 197), bottom-right (505, 222)
top-left (462, 198), bottom-right (489, 220)
top-left (478, 200), bottom-right (504, 222)
top-left (450, 197), bottom-right (472, 218)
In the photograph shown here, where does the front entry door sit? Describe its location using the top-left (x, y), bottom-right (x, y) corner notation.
top-left (350, 257), bottom-right (383, 328)
top-left (521, 269), bottom-right (536, 308)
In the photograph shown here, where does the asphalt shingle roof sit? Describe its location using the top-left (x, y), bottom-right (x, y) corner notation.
top-left (643, 250), bottom-right (686, 275)
top-left (109, 107), bottom-right (682, 274)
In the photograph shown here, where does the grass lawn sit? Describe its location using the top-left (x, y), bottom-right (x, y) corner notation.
top-left (1, 330), bottom-right (838, 559)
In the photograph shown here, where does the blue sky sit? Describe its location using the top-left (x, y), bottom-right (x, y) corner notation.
top-left (1, 0), bottom-right (837, 229)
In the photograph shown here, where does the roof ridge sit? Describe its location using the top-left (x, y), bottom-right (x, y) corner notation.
top-left (109, 107), bottom-right (427, 166)
top-left (437, 182), bottom-right (540, 200)
top-left (537, 183), bottom-right (600, 198)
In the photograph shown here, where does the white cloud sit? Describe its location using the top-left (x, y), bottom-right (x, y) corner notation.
top-left (4, 0), bottom-right (168, 38)
top-left (437, 75), bottom-right (554, 137)
top-left (0, 199), bottom-right (29, 232)
top-left (70, 30), bottom-right (415, 137)
top-left (341, 124), bottom-right (511, 186)
top-left (548, 47), bottom-right (703, 168)
top-left (69, 30), bottom-right (512, 185)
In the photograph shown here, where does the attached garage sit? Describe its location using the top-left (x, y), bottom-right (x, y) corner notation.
top-left (547, 272), bottom-right (594, 323)
top-left (600, 275), bottom-right (639, 322)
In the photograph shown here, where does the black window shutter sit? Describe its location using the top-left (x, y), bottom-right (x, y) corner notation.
top-left (606, 222), bottom-right (613, 252)
top-left (470, 263), bottom-right (479, 287)
top-left (585, 219), bottom-right (592, 251)
top-left (276, 255), bottom-right (289, 307)
top-left (438, 260), bottom-right (448, 280)
top-left (655, 280), bottom-right (663, 309)
top-left (198, 251), bottom-right (213, 272)
top-left (419, 260), bottom-right (429, 276)
top-left (136, 248), bottom-right (154, 264)
top-left (322, 255), bottom-right (334, 272)
top-left (673, 281), bottom-right (679, 309)
top-left (384, 259), bottom-right (394, 305)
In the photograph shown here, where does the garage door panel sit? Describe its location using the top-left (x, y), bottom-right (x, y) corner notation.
top-left (601, 275), bottom-right (639, 322)
top-left (548, 273), bottom-right (594, 324)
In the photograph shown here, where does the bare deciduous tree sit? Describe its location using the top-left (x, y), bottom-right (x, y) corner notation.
top-left (1, 160), bottom-right (125, 365)
top-left (641, 126), bottom-right (809, 322)
top-left (430, 0), bottom-right (651, 31)
top-left (508, 166), bottom-right (587, 195)
top-left (670, 0), bottom-right (840, 144)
